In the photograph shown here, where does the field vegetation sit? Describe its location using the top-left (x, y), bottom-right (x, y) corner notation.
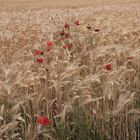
top-left (0, 0), bottom-right (140, 140)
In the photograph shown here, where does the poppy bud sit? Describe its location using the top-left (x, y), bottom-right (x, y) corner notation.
top-left (64, 23), bottom-right (69, 29)
top-left (94, 29), bottom-right (100, 32)
top-left (65, 33), bottom-right (70, 38)
top-left (127, 56), bottom-right (133, 60)
top-left (104, 63), bottom-right (112, 71)
top-left (87, 25), bottom-right (91, 29)
top-left (60, 31), bottom-right (65, 36)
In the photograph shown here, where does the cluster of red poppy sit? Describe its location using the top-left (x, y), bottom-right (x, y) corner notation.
top-left (34, 22), bottom-right (75, 64)
top-left (33, 20), bottom-right (101, 65)
top-left (33, 20), bottom-right (113, 74)
top-left (33, 40), bottom-right (54, 63)
top-left (34, 40), bottom-right (73, 64)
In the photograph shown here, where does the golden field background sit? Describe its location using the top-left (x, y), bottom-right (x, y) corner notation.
top-left (0, 0), bottom-right (140, 140)
top-left (0, 0), bottom-right (140, 10)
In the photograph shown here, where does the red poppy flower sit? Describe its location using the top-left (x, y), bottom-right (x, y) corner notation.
top-left (94, 29), bottom-right (100, 32)
top-left (36, 116), bottom-right (52, 126)
top-left (67, 43), bottom-right (73, 49)
top-left (87, 26), bottom-right (91, 29)
top-left (74, 20), bottom-right (80, 26)
top-left (34, 50), bottom-right (42, 55)
top-left (47, 41), bottom-right (53, 47)
top-left (46, 48), bottom-right (50, 52)
top-left (36, 58), bottom-right (43, 63)
top-left (65, 33), bottom-right (70, 38)
top-left (46, 41), bottom-right (53, 52)
top-left (64, 23), bottom-right (69, 29)
top-left (104, 64), bottom-right (112, 71)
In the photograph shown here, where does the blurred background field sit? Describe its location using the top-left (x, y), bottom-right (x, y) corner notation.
top-left (0, 0), bottom-right (140, 10)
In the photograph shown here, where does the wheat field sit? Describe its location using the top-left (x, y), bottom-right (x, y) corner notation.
top-left (0, 0), bottom-right (140, 140)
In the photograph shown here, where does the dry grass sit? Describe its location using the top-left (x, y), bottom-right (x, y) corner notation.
top-left (0, 0), bottom-right (140, 140)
